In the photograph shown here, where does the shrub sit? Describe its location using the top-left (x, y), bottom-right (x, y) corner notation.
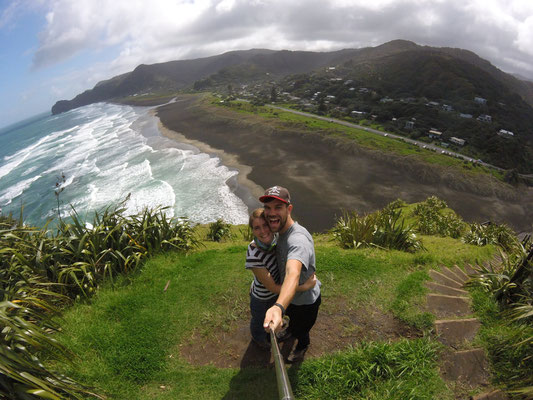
top-left (412, 196), bottom-right (466, 238)
top-left (468, 242), bottom-right (533, 397)
top-left (462, 222), bottom-right (518, 252)
top-left (240, 225), bottom-right (254, 242)
top-left (206, 219), bottom-right (233, 242)
top-left (0, 301), bottom-right (98, 399)
top-left (331, 208), bottom-right (424, 252)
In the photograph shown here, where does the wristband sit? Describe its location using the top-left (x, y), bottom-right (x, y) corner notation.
top-left (274, 302), bottom-right (285, 316)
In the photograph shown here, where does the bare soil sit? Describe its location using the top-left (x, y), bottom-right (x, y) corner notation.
top-left (179, 297), bottom-right (420, 368)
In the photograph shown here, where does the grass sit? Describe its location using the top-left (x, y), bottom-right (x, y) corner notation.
top-left (295, 338), bottom-right (448, 400)
top-left (46, 228), bottom-right (497, 399)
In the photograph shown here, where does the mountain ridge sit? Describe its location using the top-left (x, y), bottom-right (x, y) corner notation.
top-left (51, 40), bottom-right (533, 115)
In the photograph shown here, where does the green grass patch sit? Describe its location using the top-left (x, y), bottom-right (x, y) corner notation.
top-left (295, 338), bottom-right (449, 400)
top-left (46, 230), bottom-right (498, 399)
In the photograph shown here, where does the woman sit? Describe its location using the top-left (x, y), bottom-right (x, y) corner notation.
top-left (245, 208), bottom-right (316, 349)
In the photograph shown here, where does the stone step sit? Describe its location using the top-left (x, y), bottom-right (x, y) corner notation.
top-left (464, 263), bottom-right (478, 276)
top-left (426, 294), bottom-right (472, 318)
top-left (428, 270), bottom-right (463, 289)
top-left (425, 281), bottom-right (469, 297)
top-left (440, 348), bottom-right (489, 387)
top-left (434, 318), bottom-right (481, 347)
top-left (452, 264), bottom-right (470, 283)
top-left (472, 389), bottom-right (508, 400)
top-left (439, 266), bottom-right (467, 286)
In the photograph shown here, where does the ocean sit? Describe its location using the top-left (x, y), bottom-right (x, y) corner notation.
top-left (0, 102), bottom-right (249, 228)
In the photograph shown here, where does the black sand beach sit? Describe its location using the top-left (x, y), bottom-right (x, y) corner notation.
top-left (156, 95), bottom-right (533, 234)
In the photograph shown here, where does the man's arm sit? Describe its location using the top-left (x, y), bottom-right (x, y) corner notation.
top-left (263, 259), bottom-right (302, 331)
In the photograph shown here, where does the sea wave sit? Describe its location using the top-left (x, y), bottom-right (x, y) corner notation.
top-left (0, 175), bottom-right (41, 206)
top-left (0, 102), bottom-right (249, 227)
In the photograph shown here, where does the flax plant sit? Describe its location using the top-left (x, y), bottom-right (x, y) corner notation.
top-left (331, 207), bottom-right (423, 252)
top-left (468, 241), bottom-right (533, 397)
top-left (1, 203), bottom-right (198, 399)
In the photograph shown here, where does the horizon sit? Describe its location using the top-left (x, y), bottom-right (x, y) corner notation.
top-left (1, 0), bottom-right (533, 129)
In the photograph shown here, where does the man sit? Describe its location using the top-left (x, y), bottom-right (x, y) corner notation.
top-left (261, 185), bottom-right (321, 362)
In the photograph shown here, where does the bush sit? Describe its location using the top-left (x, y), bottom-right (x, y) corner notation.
top-left (206, 219), bottom-right (233, 242)
top-left (468, 242), bottom-right (533, 397)
top-left (331, 208), bottom-right (424, 252)
top-left (462, 222), bottom-right (518, 251)
top-left (412, 196), bottom-right (466, 238)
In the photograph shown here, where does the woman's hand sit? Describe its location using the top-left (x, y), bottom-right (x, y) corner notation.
top-left (297, 273), bottom-right (317, 292)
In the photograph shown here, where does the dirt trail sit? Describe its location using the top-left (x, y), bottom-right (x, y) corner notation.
top-left (179, 299), bottom-right (420, 368)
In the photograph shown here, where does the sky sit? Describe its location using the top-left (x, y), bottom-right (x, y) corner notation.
top-left (1, 0), bottom-right (533, 129)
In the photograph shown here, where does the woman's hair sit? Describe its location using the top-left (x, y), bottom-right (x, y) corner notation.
top-left (249, 208), bottom-right (265, 228)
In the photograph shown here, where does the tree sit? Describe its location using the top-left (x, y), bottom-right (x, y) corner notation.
top-left (318, 97), bottom-right (327, 114)
top-left (270, 85), bottom-right (277, 103)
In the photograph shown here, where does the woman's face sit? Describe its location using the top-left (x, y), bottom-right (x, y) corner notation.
top-left (252, 217), bottom-right (274, 245)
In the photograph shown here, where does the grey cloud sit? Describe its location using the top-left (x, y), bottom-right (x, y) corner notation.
top-left (30, 0), bottom-right (533, 80)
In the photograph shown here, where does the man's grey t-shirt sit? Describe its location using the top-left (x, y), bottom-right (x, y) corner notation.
top-left (276, 222), bottom-right (321, 305)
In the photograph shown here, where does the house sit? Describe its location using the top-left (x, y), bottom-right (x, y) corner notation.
top-left (404, 121), bottom-right (415, 130)
top-left (380, 97), bottom-right (393, 103)
top-left (450, 137), bottom-right (465, 146)
top-left (428, 129), bottom-right (442, 139)
top-left (344, 80), bottom-right (354, 85)
top-left (426, 101), bottom-right (440, 107)
top-left (351, 110), bottom-right (367, 116)
top-left (474, 96), bottom-right (487, 104)
top-left (442, 104), bottom-right (453, 112)
top-left (326, 95), bottom-right (336, 99)
top-left (359, 88), bottom-right (369, 93)
top-left (459, 113), bottom-right (473, 119)
top-left (497, 129), bottom-right (514, 138)
top-left (477, 114), bottom-right (492, 123)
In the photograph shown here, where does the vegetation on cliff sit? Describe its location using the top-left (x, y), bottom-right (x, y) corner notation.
top-left (1, 196), bottom-right (531, 399)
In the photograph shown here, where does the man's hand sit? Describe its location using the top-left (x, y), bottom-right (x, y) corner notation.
top-left (264, 305), bottom-right (283, 332)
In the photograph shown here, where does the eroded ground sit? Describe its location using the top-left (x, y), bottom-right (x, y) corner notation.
top-left (179, 298), bottom-right (420, 368)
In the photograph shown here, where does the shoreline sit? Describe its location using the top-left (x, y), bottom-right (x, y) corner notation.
top-left (153, 111), bottom-right (264, 214)
top-left (153, 94), bottom-right (533, 234)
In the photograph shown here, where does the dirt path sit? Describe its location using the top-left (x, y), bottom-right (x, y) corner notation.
top-left (179, 298), bottom-right (420, 368)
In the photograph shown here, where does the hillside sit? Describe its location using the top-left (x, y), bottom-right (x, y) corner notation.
top-left (51, 48), bottom-right (360, 114)
top-left (273, 43), bottom-right (533, 172)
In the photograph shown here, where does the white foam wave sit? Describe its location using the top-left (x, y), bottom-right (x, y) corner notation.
top-left (0, 127), bottom-right (77, 180)
top-left (0, 175), bottom-right (41, 206)
top-left (0, 102), bottom-right (250, 229)
top-left (21, 166), bottom-right (38, 176)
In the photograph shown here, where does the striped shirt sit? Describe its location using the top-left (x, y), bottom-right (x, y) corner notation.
top-left (245, 242), bottom-right (280, 300)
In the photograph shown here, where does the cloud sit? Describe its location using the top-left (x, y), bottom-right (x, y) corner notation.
top-left (30, 0), bottom-right (533, 81)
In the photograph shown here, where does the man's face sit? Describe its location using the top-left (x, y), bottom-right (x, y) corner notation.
top-left (264, 199), bottom-right (291, 233)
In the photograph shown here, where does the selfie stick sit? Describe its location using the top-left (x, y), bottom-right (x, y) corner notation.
top-left (270, 325), bottom-right (294, 400)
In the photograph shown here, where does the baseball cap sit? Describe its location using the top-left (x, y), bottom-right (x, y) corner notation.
top-left (259, 186), bottom-right (291, 204)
